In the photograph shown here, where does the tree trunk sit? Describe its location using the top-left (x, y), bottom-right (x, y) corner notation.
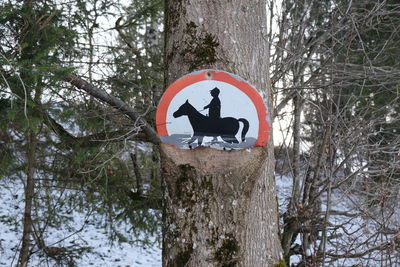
top-left (162, 0), bottom-right (283, 266)
top-left (19, 132), bottom-right (38, 267)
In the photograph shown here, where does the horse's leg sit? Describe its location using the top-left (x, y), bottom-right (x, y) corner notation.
top-left (197, 136), bottom-right (204, 146)
top-left (187, 136), bottom-right (197, 149)
top-left (187, 136), bottom-right (197, 144)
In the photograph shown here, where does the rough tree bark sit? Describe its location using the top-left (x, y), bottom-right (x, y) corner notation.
top-left (162, 0), bottom-right (283, 266)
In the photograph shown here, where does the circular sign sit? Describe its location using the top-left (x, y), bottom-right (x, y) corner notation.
top-left (156, 70), bottom-right (270, 150)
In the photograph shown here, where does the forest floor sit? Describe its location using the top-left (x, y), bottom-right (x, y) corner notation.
top-left (1, 170), bottom-right (397, 266)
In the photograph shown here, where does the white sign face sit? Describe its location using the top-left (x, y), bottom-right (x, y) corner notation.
top-left (156, 70), bottom-right (270, 150)
top-left (167, 80), bottom-right (259, 139)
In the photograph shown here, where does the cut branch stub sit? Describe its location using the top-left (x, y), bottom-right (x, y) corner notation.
top-left (161, 144), bottom-right (271, 266)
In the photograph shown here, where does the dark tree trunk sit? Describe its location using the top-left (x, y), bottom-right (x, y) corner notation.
top-left (19, 132), bottom-right (38, 267)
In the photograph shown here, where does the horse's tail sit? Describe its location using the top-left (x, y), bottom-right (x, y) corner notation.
top-left (238, 118), bottom-right (249, 142)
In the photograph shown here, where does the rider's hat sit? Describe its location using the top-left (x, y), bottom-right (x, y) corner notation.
top-left (210, 87), bottom-right (220, 95)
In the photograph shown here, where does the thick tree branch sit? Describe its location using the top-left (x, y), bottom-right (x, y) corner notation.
top-left (63, 74), bottom-right (160, 145)
top-left (36, 107), bottom-right (151, 146)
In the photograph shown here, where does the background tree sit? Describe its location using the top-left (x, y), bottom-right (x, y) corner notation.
top-left (270, 0), bottom-right (400, 265)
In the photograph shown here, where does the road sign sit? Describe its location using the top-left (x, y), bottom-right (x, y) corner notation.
top-left (156, 70), bottom-right (270, 150)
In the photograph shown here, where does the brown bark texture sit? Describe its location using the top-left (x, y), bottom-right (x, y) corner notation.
top-left (163, 0), bottom-right (283, 266)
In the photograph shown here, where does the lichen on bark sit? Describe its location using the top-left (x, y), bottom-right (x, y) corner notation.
top-left (214, 233), bottom-right (239, 267)
top-left (272, 258), bottom-right (288, 267)
top-left (176, 164), bottom-right (194, 200)
top-left (180, 21), bottom-right (219, 71)
top-left (171, 244), bottom-right (194, 266)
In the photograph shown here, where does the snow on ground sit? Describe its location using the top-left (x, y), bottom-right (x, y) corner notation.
top-left (1, 168), bottom-right (397, 266)
top-left (0, 178), bottom-right (161, 266)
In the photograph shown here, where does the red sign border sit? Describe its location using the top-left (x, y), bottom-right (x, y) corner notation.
top-left (156, 70), bottom-right (270, 147)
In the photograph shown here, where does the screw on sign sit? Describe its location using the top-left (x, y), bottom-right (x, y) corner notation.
top-left (156, 70), bottom-right (270, 150)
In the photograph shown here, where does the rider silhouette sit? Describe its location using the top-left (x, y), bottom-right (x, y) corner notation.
top-left (204, 87), bottom-right (221, 119)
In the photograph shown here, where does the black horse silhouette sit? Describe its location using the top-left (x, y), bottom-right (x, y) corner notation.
top-left (173, 100), bottom-right (249, 146)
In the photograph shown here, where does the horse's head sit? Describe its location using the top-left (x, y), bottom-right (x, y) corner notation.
top-left (173, 100), bottom-right (191, 118)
